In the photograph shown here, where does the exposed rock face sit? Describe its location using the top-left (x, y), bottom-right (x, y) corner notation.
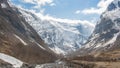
top-left (107, 0), bottom-right (120, 11)
top-left (0, 0), bottom-right (57, 64)
top-left (0, 0), bottom-right (7, 3)
top-left (21, 63), bottom-right (36, 68)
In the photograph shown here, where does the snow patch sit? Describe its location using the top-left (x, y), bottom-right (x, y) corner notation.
top-left (50, 46), bottom-right (65, 54)
top-left (14, 34), bottom-right (27, 45)
top-left (36, 64), bottom-right (45, 68)
top-left (35, 42), bottom-right (46, 50)
top-left (103, 32), bottom-right (120, 47)
top-left (29, 38), bottom-right (46, 50)
top-left (0, 53), bottom-right (23, 68)
top-left (1, 3), bottom-right (7, 8)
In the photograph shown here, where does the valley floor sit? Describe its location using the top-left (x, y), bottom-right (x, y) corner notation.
top-left (1, 60), bottom-right (120, 68)
top-left (70, 60), bottom-right (120, 68)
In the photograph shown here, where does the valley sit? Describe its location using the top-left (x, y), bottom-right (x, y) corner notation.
top-left (0, 0), bottom-right (120, 68)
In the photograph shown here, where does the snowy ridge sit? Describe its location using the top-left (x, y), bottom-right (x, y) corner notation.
top-left (82, 0), bottom-right (120, 52)
top-left (0, 53), bottom-right (23, 68)
top-left (16, 8), bottom-right (95, 54)
top-left (107, 0), bottom-right (120, 11)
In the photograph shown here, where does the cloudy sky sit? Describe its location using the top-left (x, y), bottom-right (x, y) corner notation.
top-left (10, 0), bottom-right (114, 24)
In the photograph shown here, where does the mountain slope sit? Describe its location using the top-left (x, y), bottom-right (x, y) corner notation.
top-left (0, 0), bottom-right (57, 66)
top-left (17, 8), bottom-right (95, 54)
top-left (69, 0), bottom-right (120, 58)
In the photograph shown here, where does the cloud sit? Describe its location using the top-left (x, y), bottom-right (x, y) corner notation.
top-left (24, 7), bottom-right (95, 28)
top-left (50, 3), bottom-right (56, 6)
top-left (21, 0), bottom-right (54, 8)
top-left (21, 0), bottom-right (35, 4)
top-left (39, 9), bottom-right (45, 14)
top-left (82, 0), bottom-right (114, 15)
top-left (75, 10), bottom-right (81, 14)
top-left (82, 8), bottom-right (102, 15)
top-left (11, 0), bottom-right (95, 29)
top-left (34, 12), bottom-right (95, 28)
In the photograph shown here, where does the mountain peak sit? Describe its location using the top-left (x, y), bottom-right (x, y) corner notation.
top-left (107, 0), bottom-right (120, 11)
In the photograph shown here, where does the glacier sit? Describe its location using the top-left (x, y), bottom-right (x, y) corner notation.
top-left (15, 8), bottom-right (95, 54)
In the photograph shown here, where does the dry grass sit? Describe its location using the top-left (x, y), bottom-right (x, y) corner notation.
top-left (71, 60), bottom-right (120, 68)
top-left (70, 49), bottom-right (120, 68)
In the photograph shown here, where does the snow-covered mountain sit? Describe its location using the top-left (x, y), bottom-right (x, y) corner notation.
top-left (17, 8), bottom-right (95, 54)
top-left (79, 0), bottom-right (120, 54)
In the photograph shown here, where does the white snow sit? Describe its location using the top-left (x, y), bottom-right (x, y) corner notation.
top-left (103, 32), bottom-right (120, 47)
top-left (84, 40), bottom-right (96, 49)
top-left (36, 64), bottom-right (45, 68)
top-left (35, 42), bottom-right (46, 50)
top-left (95, 43), bottom-right (102, 48)
top-left (102, 31), bottom-right (107, 34)
top-left (50, 46), bottom-right (65, 54)
top-left (1, 3), bottom-right (7, 8)
top-left (54, 47), bottom-right (65, 54)
top-left (0, 53), bottom-right (23, 68)
top-left (14, 34), bottom-right (27, 45)
top-left (104, 8), bottom-right (120, 21)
